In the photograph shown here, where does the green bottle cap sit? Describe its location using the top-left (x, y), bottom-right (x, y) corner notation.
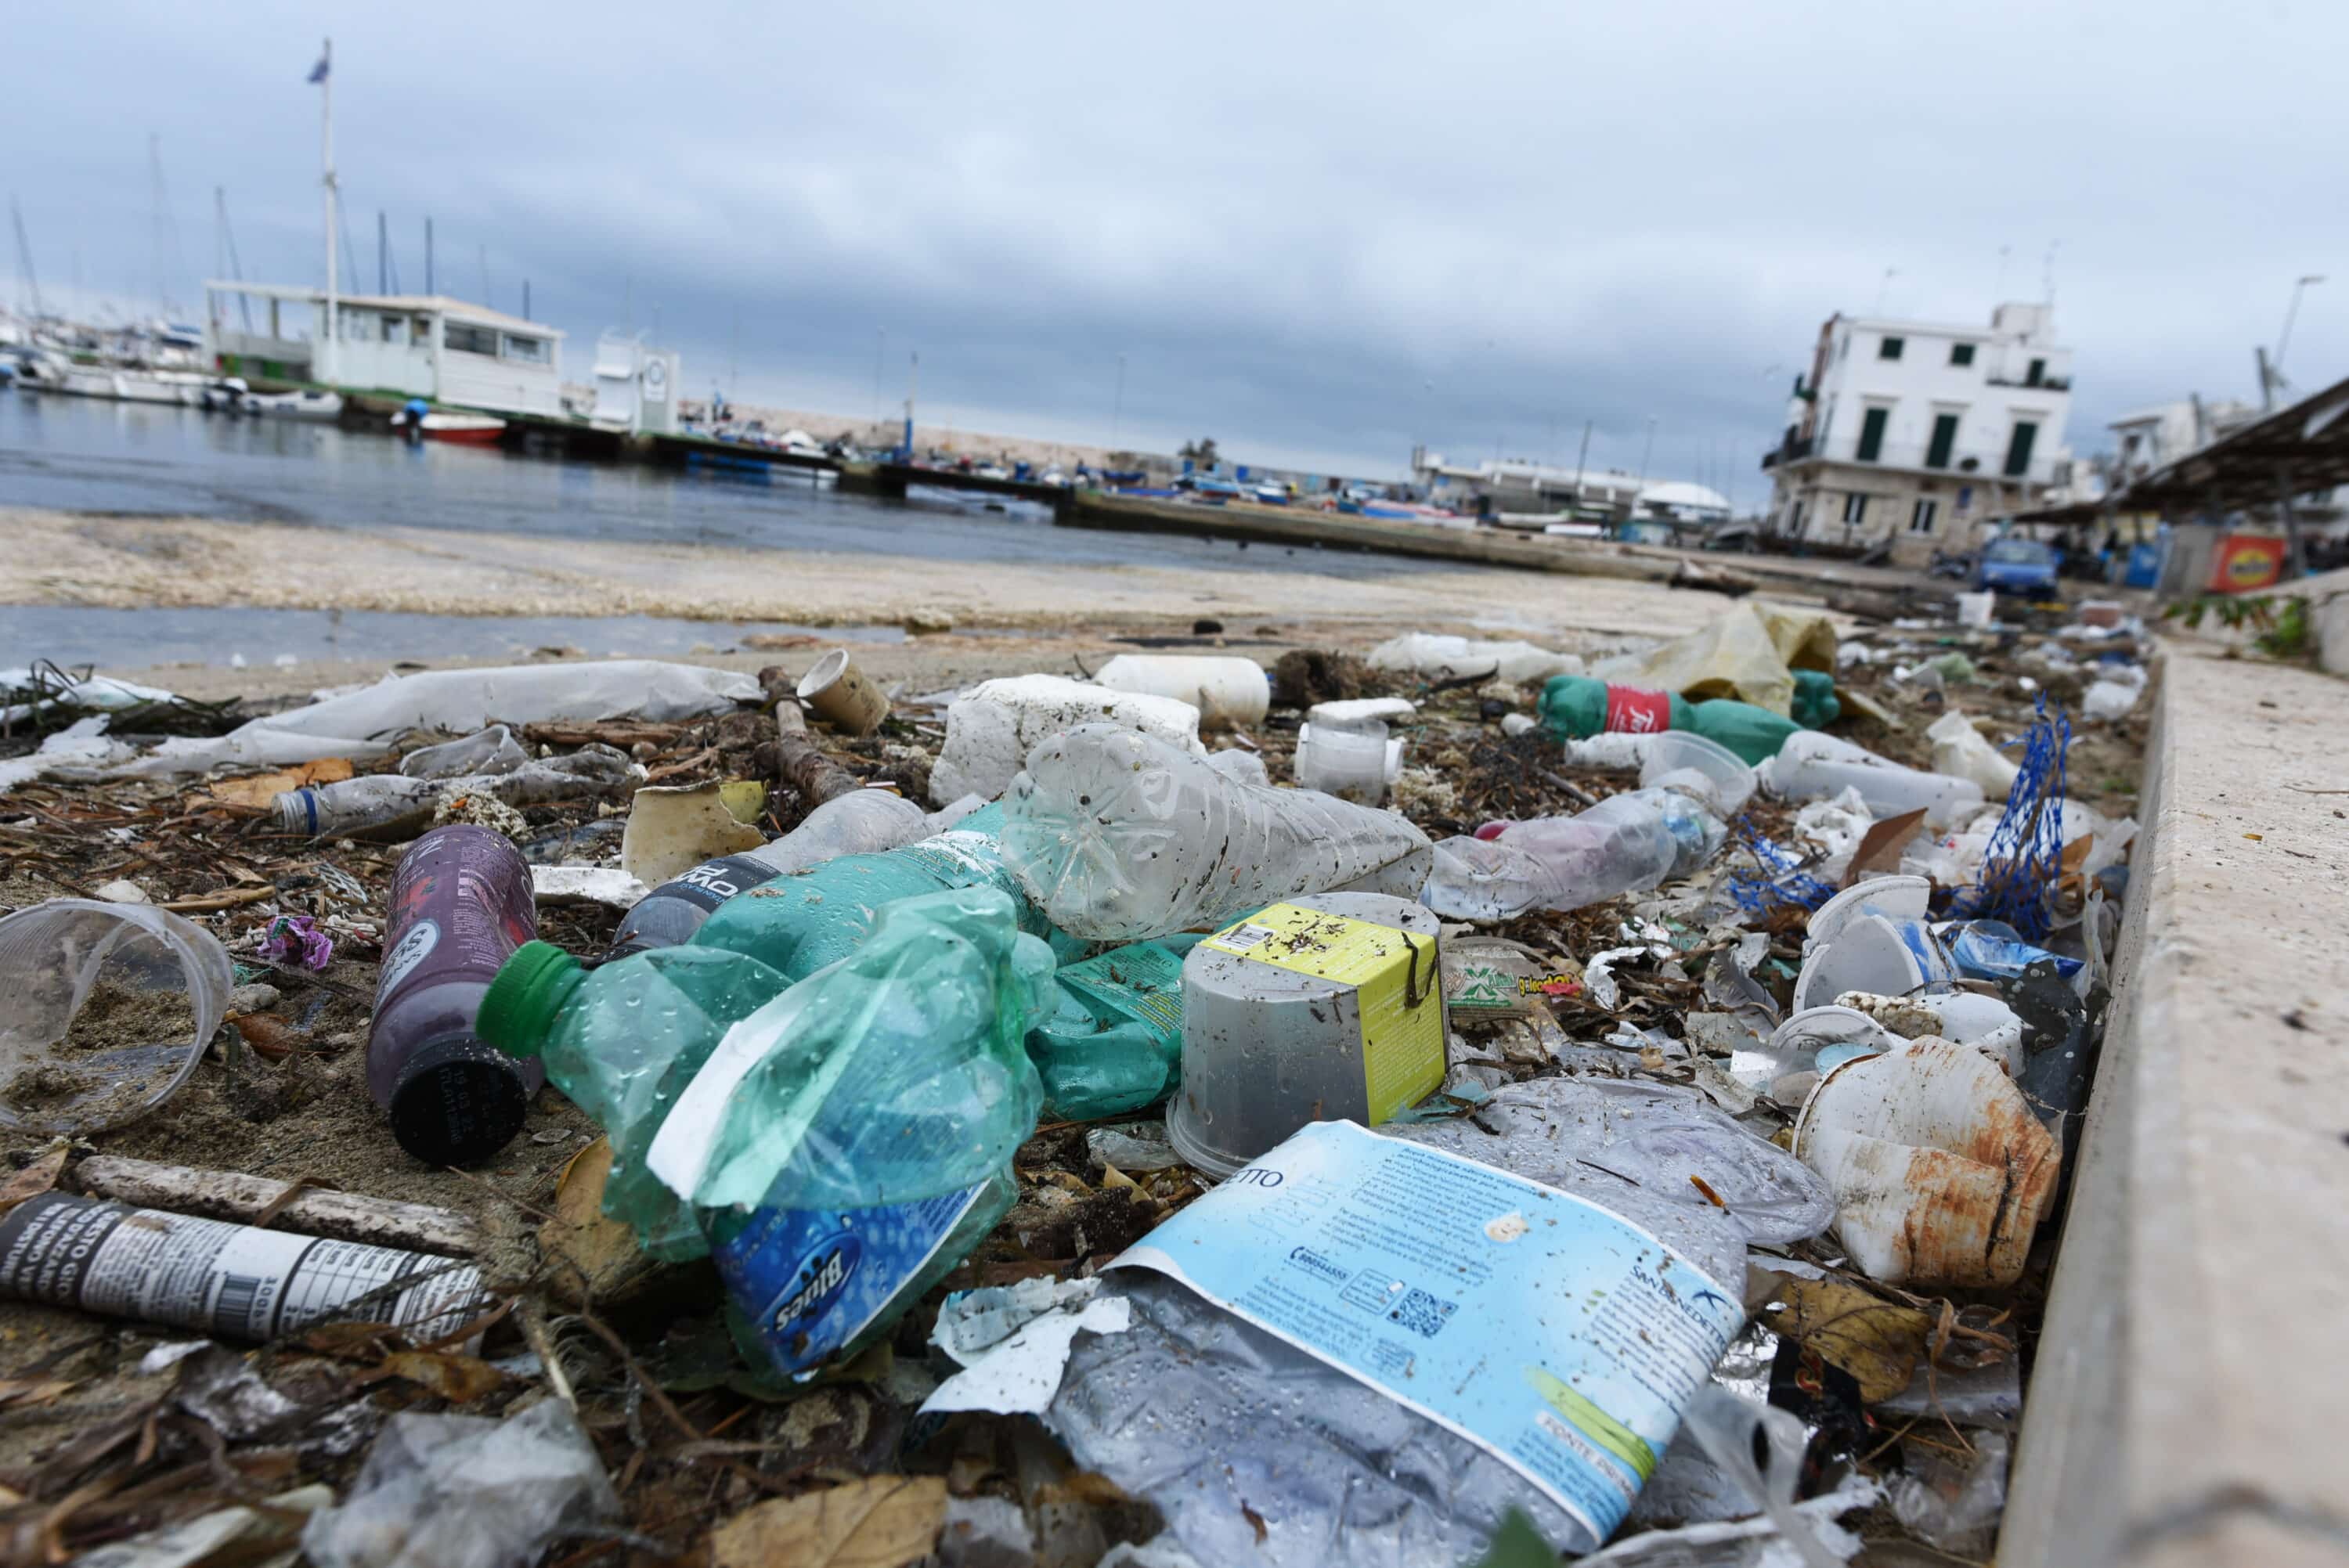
top-left (474, 940), bottom-right (582, 1058)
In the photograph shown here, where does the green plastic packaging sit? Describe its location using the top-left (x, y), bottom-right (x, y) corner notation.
top-left (1537, 675), bottom-right (1803, 766)
top-left (691, 802), bottom-right (1082, 982)
top-left (1028, 935), bottom-right (1204, 1120)
top-left (1791, 668), bottom-right (1841, 729)
top-left (475, 942), bottom-right (791, 1259)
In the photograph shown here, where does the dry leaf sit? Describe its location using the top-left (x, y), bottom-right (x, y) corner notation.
top-left (0, 1141), bottom-right (69, 1215)
top-left (369, 1349), bottom-right (507, 1403)
top-left (539, 1138), bottom-right (655, 1302)
top-left (710, 1476), bottom-right (947, 1568)
top-left (233, 1014), bottom-right (303, 1060)
top-left (207, 758), bottom-right (355, 808)
top-left (0, 1377), bottom-right (76, 1411)
top-left (1842, 807), bottom-right (1930, 887)
top-left (1748, 1270), bottom-right (1933, 1403)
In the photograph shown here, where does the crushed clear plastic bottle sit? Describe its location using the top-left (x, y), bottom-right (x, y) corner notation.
top-left (1001, 723), bottom-right (1433, 943)
top-left (1422, 787), bottom-right (1724, 921)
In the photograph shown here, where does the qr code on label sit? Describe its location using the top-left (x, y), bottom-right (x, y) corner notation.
top-left (1387, 1288), bottom-right (1456, 1339)
top-left (1221, 923), bottom-right (1276, 950)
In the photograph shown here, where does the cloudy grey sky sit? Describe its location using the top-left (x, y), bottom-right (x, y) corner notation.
top-left (9, 1), bottom-right (2344, 492)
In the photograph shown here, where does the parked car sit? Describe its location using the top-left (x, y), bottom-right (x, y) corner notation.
top-left (1974, 537), bottom-right (2061, 599)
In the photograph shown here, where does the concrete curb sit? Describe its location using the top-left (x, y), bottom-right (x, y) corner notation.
top-left (2002, 643), bottom-right (2349, 1566)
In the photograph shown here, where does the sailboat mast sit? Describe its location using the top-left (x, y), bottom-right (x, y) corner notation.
top-left (319, 37), bottom-right (337, 386)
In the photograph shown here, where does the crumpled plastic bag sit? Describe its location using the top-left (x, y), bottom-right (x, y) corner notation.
top-left (301, 1398), bottom-right (619, 1568)
top-left (1593, 604), bottom-right (1838, 717)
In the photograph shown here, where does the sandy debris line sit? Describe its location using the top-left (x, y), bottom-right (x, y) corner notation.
top-left (0, 506), bottom-right (1733, 639)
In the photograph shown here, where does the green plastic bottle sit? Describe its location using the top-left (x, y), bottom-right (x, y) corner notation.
top-left (475, 943), bottom-right (792, 1260)
top-left (1027, 934), bottom-right (1204, 1120)
top-left (691, 801), bottom-right (1082, 981)
top-left (1537, 674), bottom-right (1802, 766)
top-left (647, 886), bottom-right (1057, 1380)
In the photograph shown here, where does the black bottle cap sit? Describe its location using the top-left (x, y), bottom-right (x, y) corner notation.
top-left (388, 1033), bottom-right (530, 1167)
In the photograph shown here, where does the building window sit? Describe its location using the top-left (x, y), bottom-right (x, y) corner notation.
top-left (1950, 342), bottom-right (1976, 366)
top-left (1842, 492), bottom-right (1868, 527)
top-left (1957, 485), bottom-right (1974, 513)
top-left (444, 323), bottom-right (499, 355)
top-left (1788, 500), bottom-right (1806, 534)
top-left (1909, 499), bottom-right (1939, 534)
top-left (2004, 420), bottom-right (2040, 478)
top-left (1856, 406), bottom-right (1889, 463)
top-left (1925, 412), bottom-right (1960, 470)
top-left (379, 315), bottom-right (406, 344)
top-left (2026, 358), bottom-right (2046, 387)
top-left (1878, 336), bottom-right (1905, 361)
top-left (501, 333), bottom-right (549, 364)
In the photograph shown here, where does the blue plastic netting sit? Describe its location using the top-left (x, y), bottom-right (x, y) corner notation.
top-left (1953, 696), bottom-right (2071, 939)
top-left (1726, 812), bottom-right (1838, 917)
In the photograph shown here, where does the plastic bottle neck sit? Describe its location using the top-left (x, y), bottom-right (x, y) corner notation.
top-left (474, 940), bottom-right (585, 1058)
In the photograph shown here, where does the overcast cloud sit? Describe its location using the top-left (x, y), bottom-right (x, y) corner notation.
top-left (9, 1), bottom-right (2344, 493)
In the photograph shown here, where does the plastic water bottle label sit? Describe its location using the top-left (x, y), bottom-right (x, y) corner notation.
top-left (713, 1183), bottom-right (987, 1375)
top-left (1055, 941), bottom-right (1188, 1036)
top-left (1113, 1120), bottom-right (1741, 1545)
top-left (1603, 684), bottom-right (1672, 734)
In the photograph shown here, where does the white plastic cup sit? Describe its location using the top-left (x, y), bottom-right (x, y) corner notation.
top-left (797, 648), bottom-right (890, 735)
top-left (1958, 591), bottom-right (1995, 628)
top-left (1793, 1038), bottom-right (2061, 1287)
top-left (0, 899), bottom-right (233, 1134)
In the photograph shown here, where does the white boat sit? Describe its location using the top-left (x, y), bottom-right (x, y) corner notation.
top-left (52, 366), bottom-right (206, 405)
top-left (240, 388), bottom-right (344, 421)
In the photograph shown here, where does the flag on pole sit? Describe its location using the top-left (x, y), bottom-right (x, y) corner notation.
top-left (307, 52), bottom-right (330, 83)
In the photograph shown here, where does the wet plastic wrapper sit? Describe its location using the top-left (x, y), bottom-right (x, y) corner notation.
top-left (98, 660), bottom-right (757, 780)
top-left (0, 1193), bottom-right (486, 1344)
top-left (1019, 1119), bottom-right (1750, 1563)
top-left (302, 1398), bottom-right (619, 1568)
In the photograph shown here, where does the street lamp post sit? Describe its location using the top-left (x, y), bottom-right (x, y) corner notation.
top-left (2276, 274), bottom-right (2326, 382)
top-left (1110, 352), bottom-right (1126, 452)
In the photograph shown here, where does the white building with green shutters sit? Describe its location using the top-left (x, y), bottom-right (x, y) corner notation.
top-left (1761, 302), bottom-right (2075, 565)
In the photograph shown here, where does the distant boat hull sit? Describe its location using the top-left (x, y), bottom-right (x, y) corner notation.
top-left (392, 410), bottom-right (507, 445)
top-left (241, 390), bottom-right (345, 422)
top-left (54, 367), bottom-right (205, 405)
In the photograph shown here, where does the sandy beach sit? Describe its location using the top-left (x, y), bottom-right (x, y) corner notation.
top-left (1, 504), bottom-right (1738, 644)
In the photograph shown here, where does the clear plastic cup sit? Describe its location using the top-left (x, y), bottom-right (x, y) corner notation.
top-left (0, 899), bottom-right (233, 1134)
top-left (1292, 720), bottom-right (1397, 804)
top-left (1637, 730), bottom-right (1757, 815)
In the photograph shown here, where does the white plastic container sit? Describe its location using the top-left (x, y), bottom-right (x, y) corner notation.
top-left (0, 899), bottom-right (234, 1134)
top-left (1293, 720), bottom-right (1402, 804)
top-left (1793, 1039), bottom-right (2061, 1288)
top-left (929, 674), bottom-right (1205, 806)
top-left (1366, 633), bottom-right (1584, 687)
top-left (1760, 731), bottom-right (1985, 828)
top-left (1806, 874), bottom-right (1933, 949)
top-left (796, 647), bottom-right (891, 734)
top-left (1001, 724), bottom-right (1432, 942)
top-left (1956, 591), bottom-right (1996, 628)
top-left (1093, 655), bottom-right (1270, 729)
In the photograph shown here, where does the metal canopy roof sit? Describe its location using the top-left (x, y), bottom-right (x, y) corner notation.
top-left (2019, 373), bottom-right (2349, 523)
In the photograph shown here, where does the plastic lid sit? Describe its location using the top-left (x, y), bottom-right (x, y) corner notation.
top-left (473, 940), bottom-right (580, 1059)
top-left (390, 1033), bottom-right (532, 1166)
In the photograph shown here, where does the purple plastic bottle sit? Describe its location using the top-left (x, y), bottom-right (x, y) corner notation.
top-left (369, 824), bottom-right (542, 1165)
